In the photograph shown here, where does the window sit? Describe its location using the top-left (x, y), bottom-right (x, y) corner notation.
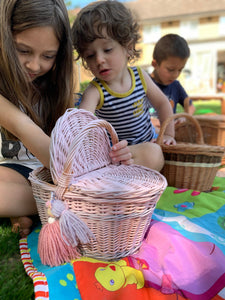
top-left (142, 24), bottom-right (161, 43)
top-left (180, 20), bottom-right (198, 40)
top-left (219, 16), bottom-right (225, 36)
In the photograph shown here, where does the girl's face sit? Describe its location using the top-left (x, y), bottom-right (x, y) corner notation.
top-left (14, 26), bottom-right (59, 82)
top-left (152, 56), bottom-right (188, 86)
top-left (82, 31), bottom-right (129, 84)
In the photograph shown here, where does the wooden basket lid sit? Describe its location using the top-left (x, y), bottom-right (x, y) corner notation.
top-left (156, 113), bottom-right (225, 156)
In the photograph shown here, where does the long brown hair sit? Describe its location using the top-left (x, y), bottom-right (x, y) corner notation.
top-left (0, 0), bottom-right (74, 137)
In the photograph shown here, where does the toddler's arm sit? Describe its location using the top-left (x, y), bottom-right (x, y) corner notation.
top-left (79, 84), bottom-right (100, 114)
top-left (80, 85), bottom-right (134, 165)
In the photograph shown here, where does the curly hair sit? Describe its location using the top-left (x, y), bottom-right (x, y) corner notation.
top-left (72, 0), bottom-right (141, 68)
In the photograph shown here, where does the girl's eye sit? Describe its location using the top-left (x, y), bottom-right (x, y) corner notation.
top-left (105, 48), bottom-right (112, 53)
top-left (16, 48), bottom-right (29, 54)
top-left (44, 55), bottom-right (56, 60)
top-left (86, 54), bottom-right (94, 59)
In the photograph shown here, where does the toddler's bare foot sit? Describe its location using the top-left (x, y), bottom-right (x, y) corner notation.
top-left (11, 216), bottom-right (33, 238)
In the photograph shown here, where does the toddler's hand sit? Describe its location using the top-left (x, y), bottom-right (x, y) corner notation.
top-left (174, 117), bottom-right (186, 125)
top-left (110, 140), bottom-right (133, 165)
top-left (163, 135), bottom-right (176, 145)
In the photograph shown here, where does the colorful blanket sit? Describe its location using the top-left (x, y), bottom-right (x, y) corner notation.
top-left (20, 176), bottom-right (225, 300)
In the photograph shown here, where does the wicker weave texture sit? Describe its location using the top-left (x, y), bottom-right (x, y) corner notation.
top-left (175, 120), bottom-right (197, 144)
top-left (30, 164), bottom-right (166, 260)
top-left (194, 115), bottom-right (225, 164)
top-left (50, 108), bottom-right (119, 185)
top-left (157, 113), bottom-right (225, 191)
top-left (29, 109), bottom-right (167, 261)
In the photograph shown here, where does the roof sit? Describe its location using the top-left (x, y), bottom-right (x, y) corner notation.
top-left (125, 0), bottom-right (225, 22)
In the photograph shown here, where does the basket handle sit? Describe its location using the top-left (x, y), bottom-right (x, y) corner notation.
top-left (53, 118), bottom-right (119, 199)
top-left (156, 113), bottom-right (204, 145)
top-left (63, 118), bottom-right (119, 174)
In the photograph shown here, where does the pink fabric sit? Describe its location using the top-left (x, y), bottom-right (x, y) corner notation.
top-left (129, 221), bottom-right (225, 300)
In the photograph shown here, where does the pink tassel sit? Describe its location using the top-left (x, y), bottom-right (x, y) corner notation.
top-left (38, 219), bottom-right (80, 267)
top-left (51, 199), bottom-right (95, 247)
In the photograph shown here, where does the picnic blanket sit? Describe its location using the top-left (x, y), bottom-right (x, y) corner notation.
top-left (20, 176), bottom-right (225, 300)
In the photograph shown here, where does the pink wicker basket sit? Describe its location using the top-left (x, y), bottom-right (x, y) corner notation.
top-left (29, 109), bottom-right (167, 265)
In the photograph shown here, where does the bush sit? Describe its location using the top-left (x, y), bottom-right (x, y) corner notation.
top-left (79, 81), bottom-right (90, 93)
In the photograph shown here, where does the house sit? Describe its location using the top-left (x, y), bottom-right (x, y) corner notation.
top-left (70, 0), bottom-right (225, 95)
top-left (125, 0), bottom-right (225, 94)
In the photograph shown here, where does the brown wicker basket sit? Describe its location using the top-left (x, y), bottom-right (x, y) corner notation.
top-left (156, 113), bottom-right (225, 191)
top-left (29, 109), bottom-right (167, 264)
top-left (181, 96), bottom-right (225, 164)
top-left (175, 118), bottom-right (197, 143)
top-left (194, 115), bottom-right (225, 165)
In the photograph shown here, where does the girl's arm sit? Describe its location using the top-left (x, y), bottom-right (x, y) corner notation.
top-left (0, 94), bottom-right (51, 168)
top-left (142, 70), bottom-right (176, 145)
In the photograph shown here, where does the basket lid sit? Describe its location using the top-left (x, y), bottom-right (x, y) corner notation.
top-left (161, 143), bottom-right (225, 156)
top-left (64, 163), bottom-right (167, 201)
top-left (157, 113), bottom-right (225, 156)
top-left (50, 109), bottom-right (118, 184)
top-left (195, 114), bottom-right (225, 128)
top-left (195, 114), bottom-right (225, 122)
top-left (49, 109), bottom-right (167, 198)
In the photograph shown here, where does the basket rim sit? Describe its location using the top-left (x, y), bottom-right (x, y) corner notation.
top-left (161, 143), bottom-right (225, 156)
top-left (29, 164), bottom-right (168, 200)
top-left (194, 114), bottom-right (225, 121)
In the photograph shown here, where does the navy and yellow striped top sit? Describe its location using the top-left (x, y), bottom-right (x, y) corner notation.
top-left (91, 66), bottom-right (154, 145)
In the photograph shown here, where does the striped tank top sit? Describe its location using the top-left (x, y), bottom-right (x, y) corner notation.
top-left (92, 66), bottom-right (154, 145)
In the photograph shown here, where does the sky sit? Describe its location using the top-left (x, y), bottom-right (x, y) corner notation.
top-left (67, 0), bottom-right (132, 9)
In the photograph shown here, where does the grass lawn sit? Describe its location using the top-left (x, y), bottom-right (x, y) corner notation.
top-left (0, 98), bottom-right (222, 299)
top-left (193, 100), bottom-right (222, 115)
top-left (176, 99), bottom-right (222, 115)
top-left (0, 218), bottom-right (34, 300)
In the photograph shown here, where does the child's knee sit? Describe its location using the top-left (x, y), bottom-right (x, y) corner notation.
top-left (131, 142), bottom-right (164, 171)
top-left (146, 142), bottom-right (164, 171)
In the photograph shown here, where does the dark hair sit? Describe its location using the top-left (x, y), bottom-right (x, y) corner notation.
top-left (153, 34), bottom-right (190, 64)
top-left (72, 0), bottom-right (141, 67)
top-left (0, 0), bottom-right (74, 136)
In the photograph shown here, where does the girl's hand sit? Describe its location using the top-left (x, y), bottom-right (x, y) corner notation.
top-left (163, 135), bottom-right (176, 145)
top-left (109, 140), bottom-right (134, 165)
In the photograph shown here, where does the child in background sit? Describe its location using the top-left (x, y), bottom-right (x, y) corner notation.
top-left (150, 33), bottom-right (195, 124)
top-left (72, 0), bottom-right (176, 172)
top-left (0, 0), bottom-right (132, 237)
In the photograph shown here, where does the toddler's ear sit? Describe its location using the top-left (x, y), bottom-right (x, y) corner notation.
top-left (126, 40), bottom-right (134, 57)
top-left (151, 59), bottom-right (157, 68)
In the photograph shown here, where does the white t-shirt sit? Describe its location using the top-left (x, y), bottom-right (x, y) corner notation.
top-left (0, 129), bottom-right (42, 169)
